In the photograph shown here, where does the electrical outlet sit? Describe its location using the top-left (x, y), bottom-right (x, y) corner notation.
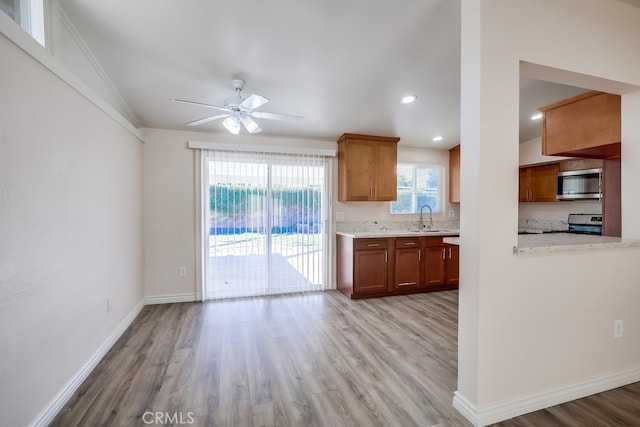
top-left (336, 211), bottom-right (345, 221)
top-left (106, 298), bottom-right (112, 314)
top-left (179, 267), bottom-right (187, 277)
top-left (448, 210), bottom-right (456, 219)
top-left (614, 320), bottom-right (623, 338)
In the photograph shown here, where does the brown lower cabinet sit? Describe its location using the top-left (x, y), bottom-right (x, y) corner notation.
top-left (337, 234), bottom-right (459, 299)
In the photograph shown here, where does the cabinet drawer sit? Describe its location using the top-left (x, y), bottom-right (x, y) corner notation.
top-left (395, 238), bottom-right (421, 248)
top-left (354, 238), bottom-right (388, 250)
top-left (422, 237), bottom-right (444, 247)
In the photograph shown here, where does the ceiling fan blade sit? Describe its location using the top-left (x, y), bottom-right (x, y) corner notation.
top-left (187, 113), bottom-right (231, 126)
top-left (170, 99), bottom-right (230, 112)
top-left (250, 111), bottom-right (304, 122)
top-left (240, 116), bottom-right (263, 133)
top-left (239, 94), bottom-right (269, 111)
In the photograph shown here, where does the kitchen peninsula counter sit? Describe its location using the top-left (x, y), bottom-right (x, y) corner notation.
top-left (514, 233), bottom-right (640, 254)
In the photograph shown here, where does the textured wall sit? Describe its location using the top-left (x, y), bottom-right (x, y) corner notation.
top-left (0, 33), bottom-right (144, 426)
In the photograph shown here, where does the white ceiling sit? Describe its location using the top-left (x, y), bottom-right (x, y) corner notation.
top-left (57, 0), bottom-right (597, 147)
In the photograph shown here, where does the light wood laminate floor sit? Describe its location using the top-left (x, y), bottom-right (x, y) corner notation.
top-left (52, 290), bottom-right (640, 426)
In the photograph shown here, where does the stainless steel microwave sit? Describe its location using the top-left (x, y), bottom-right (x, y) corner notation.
top-left (557, 168), bottom-right (602, 200)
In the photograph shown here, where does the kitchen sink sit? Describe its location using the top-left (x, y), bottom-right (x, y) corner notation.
top-left (408, 228), bottom-right (447, 233)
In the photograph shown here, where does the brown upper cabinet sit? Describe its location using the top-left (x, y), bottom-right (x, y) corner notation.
top-left (519, 163), bottom-right (560, 203)
top-left (539, 91), bottom-right (621, 159)
top-left (449, 145), bottom-right (460, 203)
top-left (337, 133), bottom-right (400, 201)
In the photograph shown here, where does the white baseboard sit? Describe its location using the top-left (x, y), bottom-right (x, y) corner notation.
top-left (453, 391), bottom-right (480, 426)
top-left (453, 365), bottom-right (640, 426)
top-left (30, 299), bottom-right (145, 427)
top-left (144, 293), bottom-right (198, 305)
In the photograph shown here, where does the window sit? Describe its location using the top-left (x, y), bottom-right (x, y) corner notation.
top-left (0, 0), bottom-right (45, 46)
top-left (391, 163), bottom-right (443, 214)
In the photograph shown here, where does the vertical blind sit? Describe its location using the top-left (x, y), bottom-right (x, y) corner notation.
top-left (203, 149), bottom-right (328, 300)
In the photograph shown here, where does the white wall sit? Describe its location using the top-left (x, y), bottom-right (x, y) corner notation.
top-left (0, 32), bottom-right (144, 426)
top-left (458, 0), bottom-right (640, 424)
top-left (519, 137), bottom-right (569, 165)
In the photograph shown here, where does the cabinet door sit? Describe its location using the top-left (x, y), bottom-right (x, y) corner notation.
top-left (373, 142), bottom-right (398, 201)
top-left (519, 168), bottom-right (531, 202)
top-left (449, 145), bottom-right (460, 203)
top-left (445, 245), bottom-right (459, 287)
top-left (345, 141), bottom-right (375, 200)
top-left (424, 246), bottom-right (446, 288)
top-left (519, 164), bottom-right (559, 202)
top-left (394, 248), bottom-right (421, 290)
top-left (354, 249), bottom-right (388, 293)
top-left (602, 158), bottom-right (621, 237)
top-left (541, 91), bottom-right (621, 157)
top-left (530, 163), bottom-right (559, 202)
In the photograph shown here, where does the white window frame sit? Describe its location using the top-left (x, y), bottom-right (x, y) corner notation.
top-left (390, 162), bottom-right (444, 215)
top-left (0, 0), bottom-right (45, 45)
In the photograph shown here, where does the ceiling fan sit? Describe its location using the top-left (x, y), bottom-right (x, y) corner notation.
top-left (171, 79), bottom-right (303, 134)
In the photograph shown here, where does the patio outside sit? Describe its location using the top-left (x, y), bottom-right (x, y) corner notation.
top-left (206, 231), bottom-right (324, 299)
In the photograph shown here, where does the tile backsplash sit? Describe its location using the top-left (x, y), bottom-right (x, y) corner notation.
top-left (336, 219), bottom-right (568, 233)
top-left (518, 218), bottom-right (567, 231)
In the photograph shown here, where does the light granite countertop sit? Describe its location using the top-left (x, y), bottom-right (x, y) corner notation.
top-left (445, 234), bottom-right (640, 253)
top-left (336, 229), bottom-right (460, 239)
top-left (514, 233), bottom-right (640, 254)
top-left (443, 237), bottom-right (460, 246)
top-left (336, 228), bottom-right (640, 254)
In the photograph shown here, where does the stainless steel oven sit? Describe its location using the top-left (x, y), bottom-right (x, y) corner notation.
top-left (567, 214), bottom-right (602, 235)
top-left (557, 168), bottom-right (602, 200)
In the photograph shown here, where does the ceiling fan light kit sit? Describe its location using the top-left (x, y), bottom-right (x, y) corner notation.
top-left (172, 79), bottom-right (303, 135)
top-left (223, 116), bottom-right (241, 135)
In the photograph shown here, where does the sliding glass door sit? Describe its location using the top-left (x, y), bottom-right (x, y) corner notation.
top-left (203, 150), bottom-right (328, 300)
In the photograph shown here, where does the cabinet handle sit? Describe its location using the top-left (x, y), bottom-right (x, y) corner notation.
top-left (404, 242), bottom-right (416, 246)
top-left (449, 247), bottom-right (452, 259)
top-left (385, 250), bottom-right (388, 264)
top-left (442, 248), bottom-right (446, 260)
top-left (367, 244), bottom-right (380, 247)
top-left (418, 249), bottom-right (421, 261)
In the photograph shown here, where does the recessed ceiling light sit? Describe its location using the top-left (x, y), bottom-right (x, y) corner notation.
top-left (531, 113), bottom-right (543, 120)
top-left (432, 136), bottom-right (443, 142)
top-left (401, 95), bottom-right (417, 104)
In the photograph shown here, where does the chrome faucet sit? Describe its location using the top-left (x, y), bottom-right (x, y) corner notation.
top-left (419, 204), bottom-right (433, 230)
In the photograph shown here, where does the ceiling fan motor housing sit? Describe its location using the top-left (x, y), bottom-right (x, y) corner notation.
top-left (231, 79), bottom-right (246, 91)
top-left (225, 79), bottom-right (247, 109)
top-left (224, 97), bottom-right (244, 109)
